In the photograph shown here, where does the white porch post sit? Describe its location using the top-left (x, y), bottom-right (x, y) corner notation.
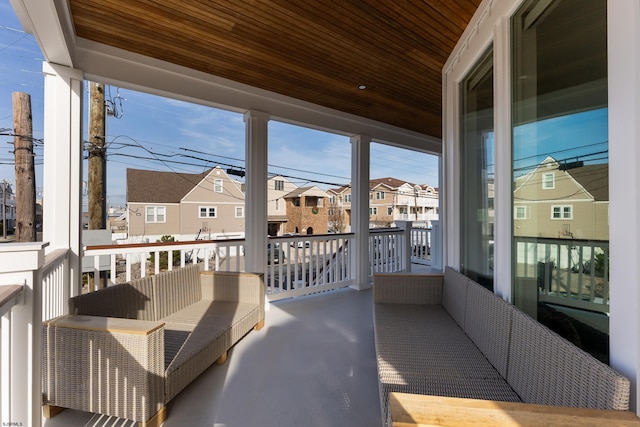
top-left (244, 110), bottom-right (269, 274)
top-left (350, 134), bottom-right (371, 290)
top-left (395, 220), bottom-right (413, 272)
top-left (608, 0), bottom-right (640, 413)
top-left (42, 63), bottom-right (83, 298)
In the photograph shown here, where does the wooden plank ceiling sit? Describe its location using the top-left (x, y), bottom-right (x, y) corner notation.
top-left (69, 0), bottom-right (481, 139)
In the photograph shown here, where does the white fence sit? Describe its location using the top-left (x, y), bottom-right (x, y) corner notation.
top-left (514, 236), bottom-right (609, 313)
top-left (410, 227), bottom-right (431, 266)
top-left (40, 248), bottom-right (70, 322)
top-left (266, 233), bottom-right (354, 301)
top-left (369, 228), bottom-right (407, 275)
top-left (83, 229), bottom-right (414, 300)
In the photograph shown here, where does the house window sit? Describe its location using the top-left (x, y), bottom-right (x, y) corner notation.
top-left (511, 0), bottom-right (609, 360)
top-left (235, 206), bottom-right (244, 218)
top-left (214, 179), bottom-right (223, 193)
top-left (551, 205), bottom-right (572, 220)
top-left (329, 195), bottom-right (336, 204)
top-left (293, 199), bottom-right (300, 207)
top-left (387, 207), bottom-right (393, 215)
top-left (199, 206), bottom-right (217, 218)
top-left (514, 206), bottom-right (527, 219)
top-left (461, 46), bottom-right (494, 290)
top-left (369, 207), bottom-right (378, 216)
top-left (344, 194), bottom-right (351, 203)
top-left (376, 191), bottom-right (385, 200)
top-left (274, 180), bottom-right (284, 191)
top-left (328, 209), bottom-right (334, 216)
top-left (145, 206), bottom-right (166, 223)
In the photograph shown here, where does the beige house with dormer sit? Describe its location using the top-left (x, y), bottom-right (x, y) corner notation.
top-left (514, 156), bottom-right (608, 241)
top-left (126, 166), bottom-right (246, 242)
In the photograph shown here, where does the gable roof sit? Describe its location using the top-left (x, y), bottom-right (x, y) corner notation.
top-left (514, 157), bottom-right (609, 202)
top-left (566, 164), bottom-right (609, 201)
top-left (370, 177), bottom-right (414, 190)
top-left (284, 186), bottom-right (328, 199)
top-left (127, 168), bottom-right (209, 203)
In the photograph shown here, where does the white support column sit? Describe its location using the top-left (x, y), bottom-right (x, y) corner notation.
top-left (608, 0), bottom-right (640, 413)
top-left (42, 63), bottom-right (83, 298)
top-left (395, 221), bottom-right (413, 272)
top-left (244, 110), bottom-right (269, 274)
top-left (350, 134), bottom-right (371, 290)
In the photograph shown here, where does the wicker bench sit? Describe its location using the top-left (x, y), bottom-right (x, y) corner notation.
top-left (42, 264), bottom-right (265, 427)
top-left (373, 267), bottom-right (631, 425)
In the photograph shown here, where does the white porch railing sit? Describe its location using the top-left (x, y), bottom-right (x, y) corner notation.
top-left (83, 239), bottom-right (246, 285)
top-left (0, 242), bottom-right (47, 427)
top-left (41, 248), bottom-right (70, 321)
top-left (368, 226), bottom-right (411, 276)
top-left (514, 236), bottom-right (609, 314)
top-left (266, 233), bottom-right (354, 301)
top-left (410, 227), bottom-right (431, 266)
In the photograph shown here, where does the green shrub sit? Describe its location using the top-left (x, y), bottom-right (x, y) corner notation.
top-left (148, 235), bottom-right (180, 270)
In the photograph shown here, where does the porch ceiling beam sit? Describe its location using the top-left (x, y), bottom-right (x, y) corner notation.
top-left (9, 0), bottom-right (76, 66)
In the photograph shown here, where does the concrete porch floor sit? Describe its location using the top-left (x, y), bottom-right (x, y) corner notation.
top-left (42, 264), bottom-right (437, 427)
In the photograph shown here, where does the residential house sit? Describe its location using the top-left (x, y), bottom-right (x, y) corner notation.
top-left (126, 166), bottom-right (245, 242)
top-left (328, 178), bottom-right (439, 229)
top-left (267, 175), bottom-right (297, 236)
top-left (283, 186), bottom-right (329, 235)
top-left (327, 184), bottom-right (352, 232)
top-left (6, 0), bottom-right (640, 422)
top-left (514, 156), bottom-right (608, 241)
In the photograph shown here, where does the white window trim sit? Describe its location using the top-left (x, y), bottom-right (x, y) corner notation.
top-left (199, 206), bottom-right (217, 218)
top-left (542, 173), bottom-right (555, 190)
top-left (369, 207), bottom-right (378, 216)
top-left (145, 206), bottom-right (166, 223)
top-left (376, 191), bottom-right (385, 200)
top-left (551, 205), bottom-right (573, 220)
top-left (514, 205), bottom-right (528, 220)
top-left (214, 179), bottom-right (224, 193)
top-left (235, 206), bottom-right (244, 218)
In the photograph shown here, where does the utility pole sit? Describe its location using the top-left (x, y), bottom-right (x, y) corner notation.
top-left (88, 82), bottom-right (107, 229)
top-left (13, 92), bottom-right (36, 242)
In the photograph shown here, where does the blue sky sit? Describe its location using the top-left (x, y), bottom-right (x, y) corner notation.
top-left (513, 108), bottom-right (608, 177)
top-left (0, 0), bottom-right (438, 208)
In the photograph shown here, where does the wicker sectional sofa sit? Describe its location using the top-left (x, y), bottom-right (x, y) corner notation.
top-left (42, 264), bottom-right (265, 427)
top-left (373, 267), bottom-right (631, 425)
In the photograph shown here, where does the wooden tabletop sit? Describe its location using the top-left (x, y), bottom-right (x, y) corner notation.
top-left (389, 392), bottom-right (640, 427)
top-left (45, 314), bottom-right (164, 335)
